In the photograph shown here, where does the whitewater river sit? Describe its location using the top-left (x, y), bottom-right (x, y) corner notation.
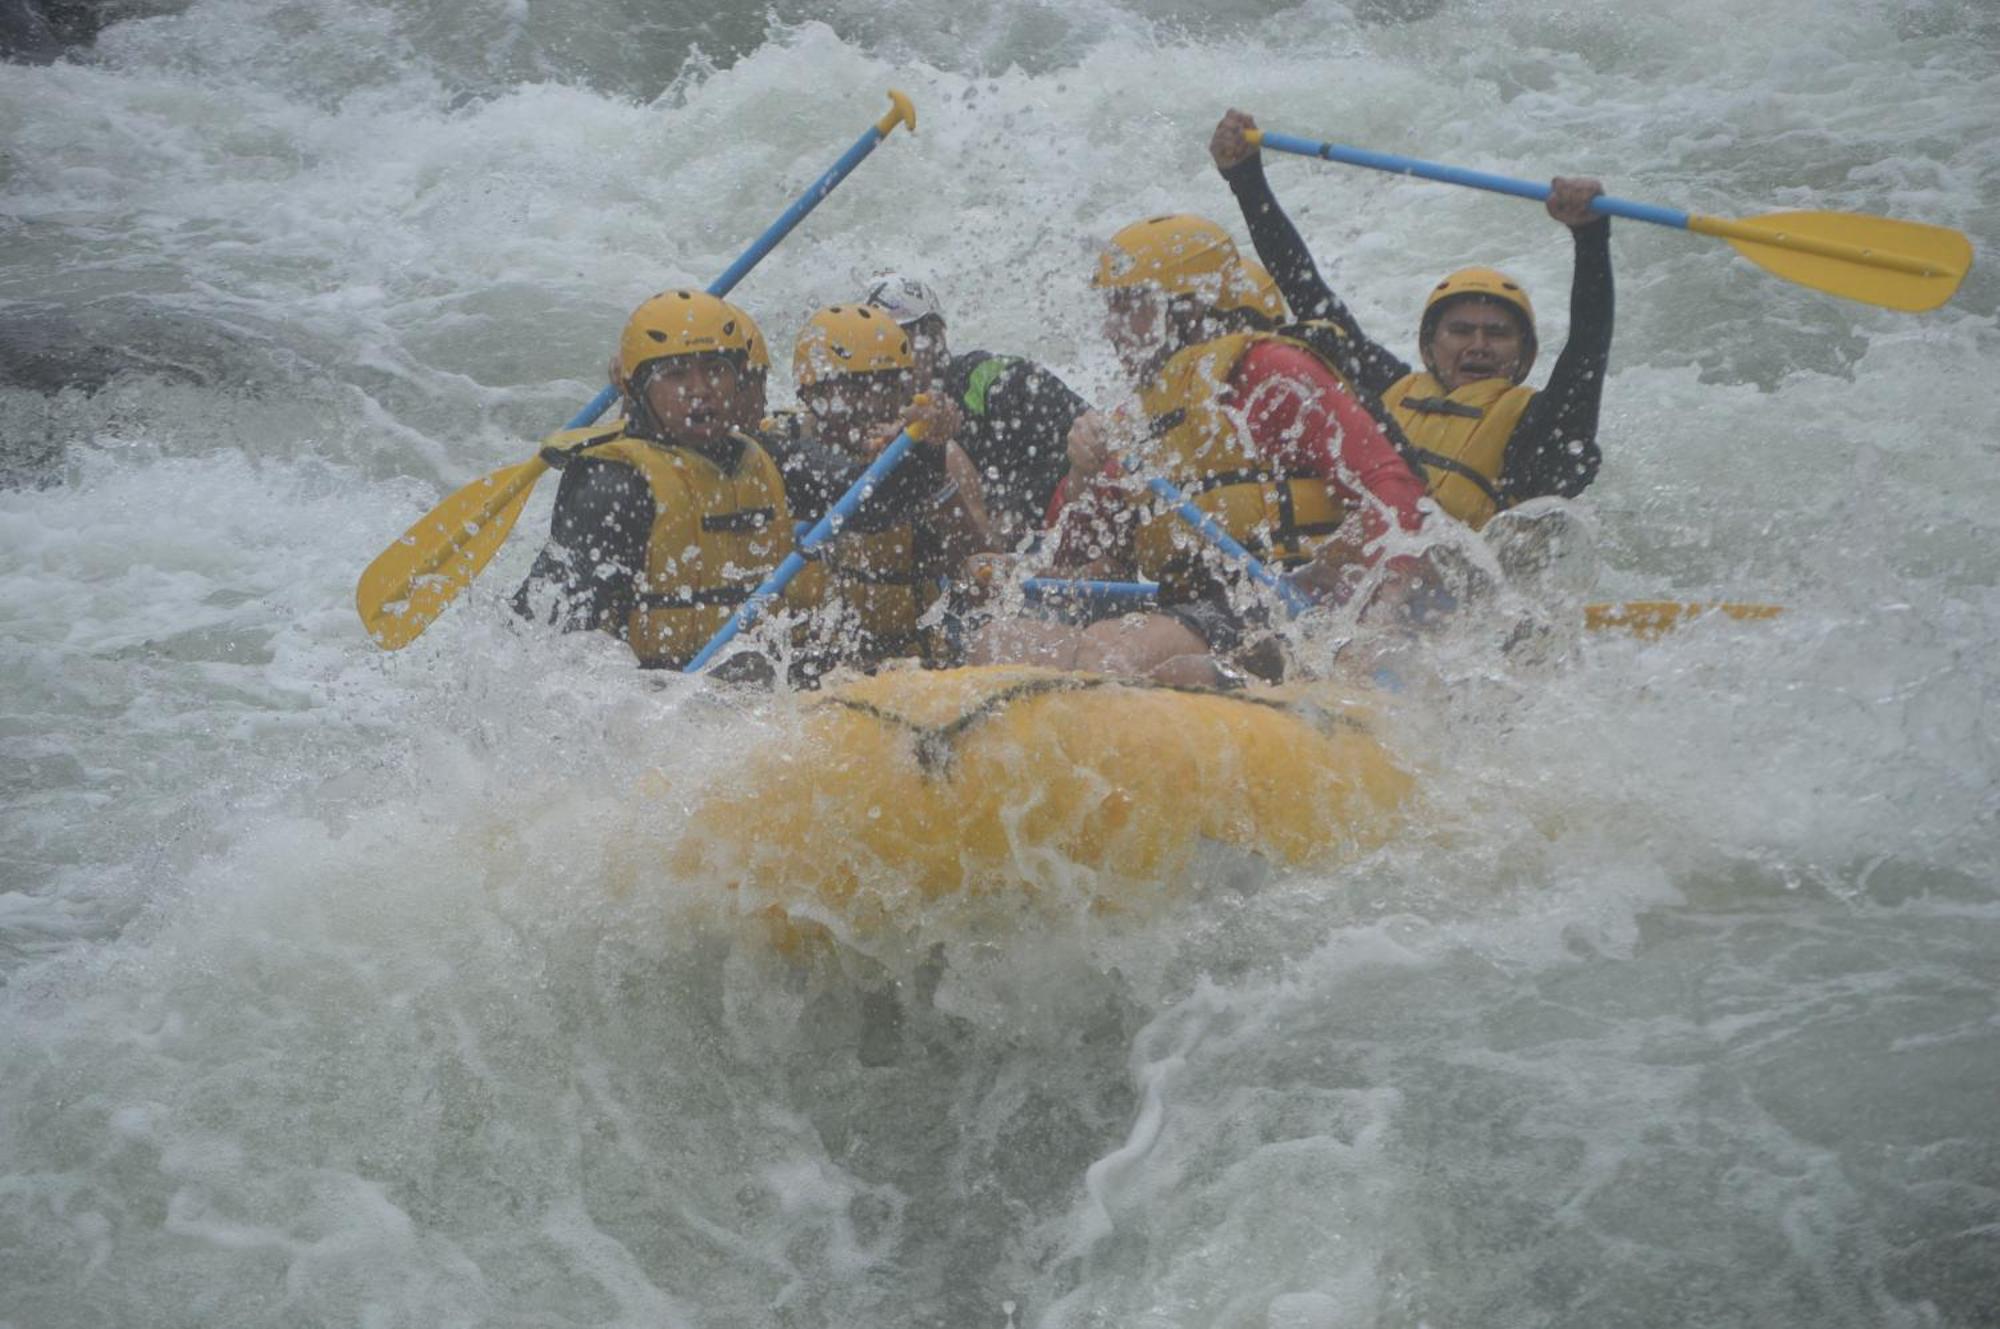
top-left (3, 0), bottom-right (1997, 1324)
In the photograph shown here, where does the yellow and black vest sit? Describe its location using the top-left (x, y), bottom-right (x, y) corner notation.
top-left (1130, 331), bottom-right (1349, 582)
top-left (820, 520), bottom-right (938, 660)
top-left (1382, 372), bottom-right (1536, 531)
top-left (550, 426), bottom-right (822, 668)
top-left (755, 410), bottom-right (938, 661)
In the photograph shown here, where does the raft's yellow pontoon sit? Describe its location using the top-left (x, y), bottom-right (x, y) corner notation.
top-left (666, 666), bottom-right (1412, 947)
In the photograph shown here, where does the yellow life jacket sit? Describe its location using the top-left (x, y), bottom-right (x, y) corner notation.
top-left (820, 520), bottom-right (938, 660)
top-left (554, 427), bottom-right (821, 668)
top-left (1130, 331), bottom-right (1349, 583)
top-left (1280, 318), bottom-right (1366, 387)
top-left (1383, 371), bottom-right (1536, 530)
top-left (754, 409), bottom-right (939, 661)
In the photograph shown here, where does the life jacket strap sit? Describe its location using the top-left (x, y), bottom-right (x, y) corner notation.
top-left (539, 426), bottom-right (624, 470)
top-left (633, 585), bottom-right (756, 610)
top-left (700, 508), bottom-right (777, 533)
top-left (1399, 395), bottom-right (1486, 421)
top-left (1156, 470), bottom-right (1338, 566)
top-left (1404, 445), bottom-right (1506, 510)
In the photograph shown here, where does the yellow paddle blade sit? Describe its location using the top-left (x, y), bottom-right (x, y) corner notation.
top-left (1691, 211), bottom-right (1972, 312)
top-left (1584, 601), bottom-right (1784, 640)
top-left (355, 456), bottom-right (550, 650)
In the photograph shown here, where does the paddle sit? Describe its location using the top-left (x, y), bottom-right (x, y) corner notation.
top-left (1129, 462), bottom-right (1314, 615)
top-left (682, 411), bottom-right (931, 674)
top-left (1579, 600), bottom-right (1783, 638)
top-left (1244, 128), bottom-right (1971, 313)
top-left (355, 89), bottom-right (919, 650)
top-left (1020, 576), bottom-right (1782, 636)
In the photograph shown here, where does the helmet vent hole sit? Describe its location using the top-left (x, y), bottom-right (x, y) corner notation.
top-left (647, 330), bottom-right (667, 343)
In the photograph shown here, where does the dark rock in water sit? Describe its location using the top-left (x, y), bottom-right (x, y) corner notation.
top-left (0, 298), bottom-right (283, 489)
top-left (0, 301), bottom-right (248, 394)
top-left (0, 0), bottom-right (103, 63)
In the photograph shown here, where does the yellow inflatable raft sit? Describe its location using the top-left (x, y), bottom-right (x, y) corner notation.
top-left (666, 665), bottom-right (1412, 946)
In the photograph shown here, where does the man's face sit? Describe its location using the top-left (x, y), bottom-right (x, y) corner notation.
top-left (639, 355), bottom-right (764, 445)
top-left (906, 316), bottom-right (949, 384)
top-left (1424, 296), bottom-right (1526, 391)
top-left (1103, 285), bottom-right (1169, 382)
top-left (801, 371), bottom-right (913, 454)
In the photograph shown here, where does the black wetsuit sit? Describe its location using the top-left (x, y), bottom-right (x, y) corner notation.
top-left (511, 437), bottom-right (697, 641)
top-left (1221, 154), bottom-right (1613, 505)
top-left (938, 350), bottom-right (1088, 537)
top-left (755, 412), bottom-right (948, 532)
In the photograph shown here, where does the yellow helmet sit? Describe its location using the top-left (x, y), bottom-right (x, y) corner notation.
top-left (1420, 267), bottom-right (1537, 378)
top-left (1093, 213), bottom-right (1258, 313)
top-left (792, 304), bottom-right (914, 389)
top-left (617, 289), bottom-right (769, 382)
top-left (1240, 260), bottom-right (1288, 323)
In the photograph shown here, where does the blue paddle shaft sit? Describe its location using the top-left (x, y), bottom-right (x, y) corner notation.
top-left (1132, 464), bottom-right (1313, 615)
top-left (1254, 130), bottom-right (1690, 231)
top-left (683, 430), bottom-right (918, 673)
top-left (565, 118), bottom-right (901, 431)
top-left (1022, 578), bottom-right (1158, 602)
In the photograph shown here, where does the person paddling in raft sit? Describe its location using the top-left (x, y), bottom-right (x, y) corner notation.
top-left (1210, 108), bottom-right (1613, 531)
top-left (510, 291), bottom-right (825, 673)
top-left (859, 274), bottom-right (1092, 548)
top-left (762, 303), bottom-right (998, 668)
top-left (972, 213), bottom-right (1440, 687)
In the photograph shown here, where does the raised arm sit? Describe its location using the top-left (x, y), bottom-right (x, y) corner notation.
top-left (1500, 185), bottom-right (1613, 502)
top-left (1211, 108), bottom-right (1411, 396)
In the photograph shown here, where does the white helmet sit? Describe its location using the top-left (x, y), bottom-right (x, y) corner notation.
top-left (861, 273), bottom-right (945, 327)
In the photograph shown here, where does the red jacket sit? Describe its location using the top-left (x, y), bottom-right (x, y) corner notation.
top-left (1046, 340), bottom-right (1427, 565)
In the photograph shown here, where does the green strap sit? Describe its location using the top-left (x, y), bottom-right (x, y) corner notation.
top-left (961, 355), bottom-right (1019, 417)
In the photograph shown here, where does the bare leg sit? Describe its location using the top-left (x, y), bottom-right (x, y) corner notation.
top-left (1073, 613), bottom-right (1211, 676)
top-left (970, 611), bottom-right (1225, 684)
top-left (1148, 652), bottom-right (1230, 689)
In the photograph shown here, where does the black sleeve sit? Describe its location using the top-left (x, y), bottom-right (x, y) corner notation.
top-left (767, 429), bottom-right (947, 534)
top-left (1221, 154), bottom-right (1411, 396)
top-left (510, 457), bottom-right (653, 634)
top-left (1499, 218), bottom-right (1613, 502)
top-left (977, 361), bottom-right (1089, 520)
